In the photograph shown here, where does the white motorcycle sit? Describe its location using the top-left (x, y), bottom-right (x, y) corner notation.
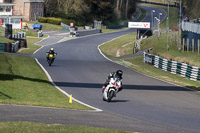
top-left (103, 77), bottom-right (122, 102)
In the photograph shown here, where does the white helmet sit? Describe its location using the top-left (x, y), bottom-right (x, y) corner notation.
top-left (50, 48), bottom-right (54, 51)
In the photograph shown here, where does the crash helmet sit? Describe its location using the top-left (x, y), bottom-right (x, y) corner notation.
top-left (116, 70), bottom-right (123, 77)
top-left (50, 48), bottom-right (54, 51)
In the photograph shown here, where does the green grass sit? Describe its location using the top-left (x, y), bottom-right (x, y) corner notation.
top-left (0, 53), bottom-right (91, 110)
top-left (141, 33), bottom-right (200, 67)
top-left (101, 28), bottom-right (127, 33)
top-left (0, 121), bottom-right (132, 133)
top-left (121, 57), bottom-right (200, 90)
top-left (99, 32), bottom-right (200, 91)
top-left (23, 30), bottom-right (38, 37)
top-left (25, 21), bottom-right (62, 31)
top-left (100, 33), bottom-right (136, 58)
top-left (0, 27), bottom-right (14, 43)
top-left (0, 27), bottom-right (5, 37)
top-left (0, 37), bottom-right (14, 43)
top-left (141, 0), bottom-right (180, 5)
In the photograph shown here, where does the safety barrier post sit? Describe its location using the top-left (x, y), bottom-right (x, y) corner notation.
top-left (183, 38), bottom-right (185, 52)
top-left (198, 39), bottom-right (200, 55)
top-left (187, 38), bottom-right (189, 52)
top-left (192, 39), bottom-right (194, 52)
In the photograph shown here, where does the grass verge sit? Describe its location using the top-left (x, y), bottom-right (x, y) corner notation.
top-left (0, 53), bottom-right (91, 110)
top-left (141, 33), bottom-right (200, 67)
top-left (18, 37), bottom-right (42, 55)
top-left (0, 121), bottom-right (132, 133)
top-left (99, 32), bottom-right (200, 91)
top-left (18, 35), bottom-right (49, 55)
top-left (102, 29), bottom-right (124, 33)
top-left (100, 33), bottom-right (136, 58)
top-left (25, 21), bottom-right (62, 31)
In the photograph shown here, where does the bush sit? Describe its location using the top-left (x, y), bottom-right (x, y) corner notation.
top-left (38, 17), bottom-right (48, 23)
top-left (61, 18), bottom-right (77, 26)
top-left (47, 17), bottom-right (62, 25)
top-left (54, 12), bottom-right (76, 20)
top-left (37, 17), bottom-right (83, 27)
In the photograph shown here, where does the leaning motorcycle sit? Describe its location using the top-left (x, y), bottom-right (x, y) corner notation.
top-left (48, 53), bottom-right (54, 66)
top-left (103, 77), bottom-right (122, 102)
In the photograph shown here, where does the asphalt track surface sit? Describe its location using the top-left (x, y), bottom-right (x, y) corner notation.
top-left (1, 5), bottom-right (200, 133)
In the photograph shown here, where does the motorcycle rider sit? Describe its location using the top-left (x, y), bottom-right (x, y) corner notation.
top-left (102, 70), bottom-right (123, 93)
top-left (46, 48), bottom-right (57, 62)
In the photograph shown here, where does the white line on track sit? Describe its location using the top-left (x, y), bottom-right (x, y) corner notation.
top-left (35, 58), bottom-right (102, 112)
top-left (33, 46), bottom-right (44, 55)
top-left (35, 34), bottom-right (50, 45)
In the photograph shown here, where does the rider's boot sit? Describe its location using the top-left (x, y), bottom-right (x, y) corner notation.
top-left (102, 86), bottom-right (105, 93)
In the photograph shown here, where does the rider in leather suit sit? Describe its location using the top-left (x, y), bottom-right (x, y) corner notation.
top-left (46, 48), bottom-right (57, 62)
top-left (102, 70), bottom-right (123, 93)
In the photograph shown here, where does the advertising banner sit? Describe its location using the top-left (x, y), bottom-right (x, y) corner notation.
top-left (128, 22), bottom-right (150, 29)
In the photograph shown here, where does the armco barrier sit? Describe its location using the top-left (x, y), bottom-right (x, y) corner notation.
top-left (12, 32), bottom-right (26, 39)
top-left (144, 52), bottom-right (200, 81)
top-left (11, 38), bottom-right (27, 48)
top-left (76, 29), bottom-right (101, 37)
top-left (0, 43), bottom-right (5, 52)
top-left (11, 41), bottom-right (19, 53)
top-left (0, 41), bottom-right (20, 53)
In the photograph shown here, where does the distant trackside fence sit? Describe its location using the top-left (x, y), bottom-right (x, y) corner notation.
top-left (144, 52), bottom-right (200, 81)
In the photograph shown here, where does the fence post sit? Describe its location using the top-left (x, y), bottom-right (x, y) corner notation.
top-left (192, 39), bottom-right (194, 52)
top-left (183, 38), bottom-right (185, 52)
top-left (198, 39), bottom-right (200, 55)
top-left (187, 38), bottom-right (189, 52)
top-left (174, 32), bottom-right (177, 44)
top-left (177, 32), bottom-right (179, 46)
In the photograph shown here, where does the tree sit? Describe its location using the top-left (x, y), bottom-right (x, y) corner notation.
top-left (85, 0), bottom-right (115, 22)
top-left (43, 0), bottom-right (138, 24)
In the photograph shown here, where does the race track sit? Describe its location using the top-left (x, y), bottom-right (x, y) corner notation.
top-left (1, 5), bottom-right (200, 133)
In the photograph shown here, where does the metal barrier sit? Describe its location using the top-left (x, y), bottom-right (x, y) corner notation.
top-left (144, 52), bottom-right (200, 81)
top-left (76, 29), bottom-right (101, 37)
top-left (61, 22), bottom-right (70, 31)
top-left (38, 30), bottom-right (43, 37)
top-left (12, 32), bottom-right (26, 39)
top-left (11, 41), bottom-right (19, 53)
top-left (0, 43), bottom-right (5, 52)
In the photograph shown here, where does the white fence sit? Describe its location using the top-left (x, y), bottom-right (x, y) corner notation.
top-left (182, 21), bottom-right (200, 34)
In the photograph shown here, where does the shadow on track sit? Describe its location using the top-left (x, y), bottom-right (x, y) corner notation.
top-left (54, 82), bottom-right (192, 91)
top-left (110, 100), bottom-right (130, 103)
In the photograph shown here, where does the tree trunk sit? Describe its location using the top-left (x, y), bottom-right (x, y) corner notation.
top-left (125, 0), bottom-right (129, 18)
top-left (120, 0), bottom-right (123, 10)
top-left (116, 0), bottom-right (120, 11)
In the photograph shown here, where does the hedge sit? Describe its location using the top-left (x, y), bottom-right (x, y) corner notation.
top-left (38, 17), bottom-right (48, 23)
top-left (47, 17), bottom-right (62, 25)
top-left (38, 17), bottom-right (84, 26)
top-left (38, 17), bottom-right (62, 25)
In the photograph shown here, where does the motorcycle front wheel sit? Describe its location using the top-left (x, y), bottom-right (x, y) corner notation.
top-left (107, 90), bottom-right (114, 102)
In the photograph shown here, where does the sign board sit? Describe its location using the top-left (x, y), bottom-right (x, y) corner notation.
top-left (5, 24), bottom-right (12, 39)
top-left (144, 53), bottom-right (153, 64)
top-left (128, 22), bottom-right (150, 29)
top-left (70, 23), bottom-right (74, 27)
